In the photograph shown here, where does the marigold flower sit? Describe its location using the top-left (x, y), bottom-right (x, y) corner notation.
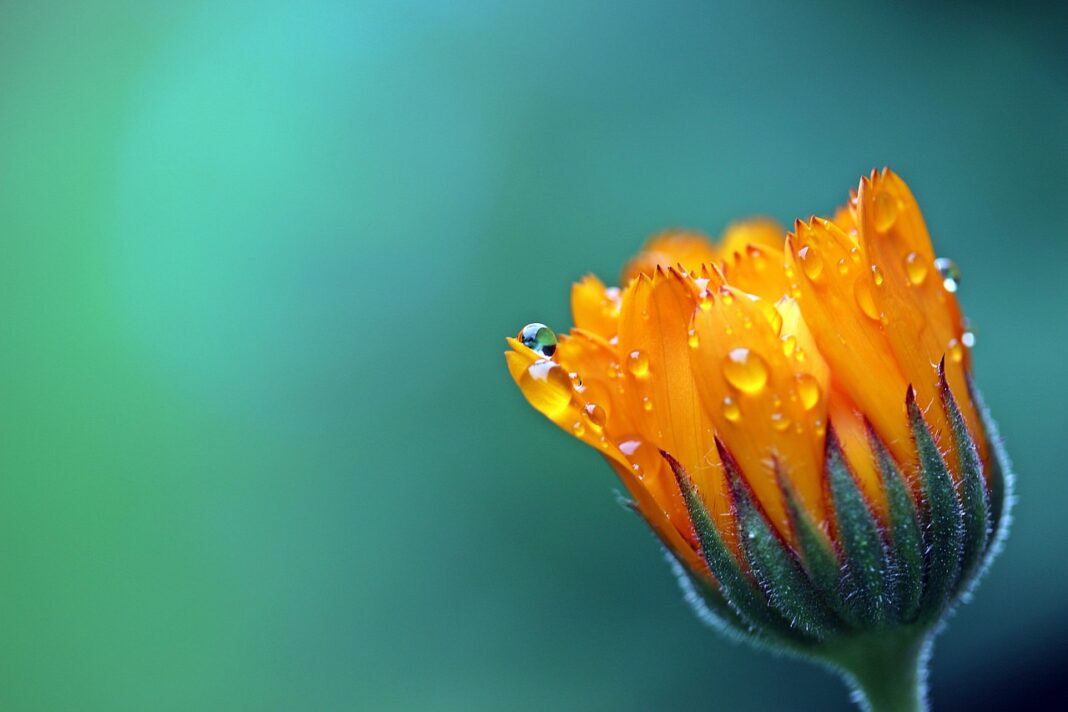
top-left (505, 169), bottom-right (1012, 711)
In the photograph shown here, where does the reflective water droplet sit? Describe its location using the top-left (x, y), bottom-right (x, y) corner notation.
top-left (770, 411), bottom-right (790, 431)
top-left (584, 403), bottom-right (607, 430)
top-left (849, 246), bottom-right (861, 264)
top-left (781, 334), bottom-right (796, 358)
top-left (794, 347), bottom-right (806, 363)
top-left (798, 245), bottom-right (824, 282)
top-left (698, 289), bottom-right (713, 311)
top-left (814, 419), bottom-right (826, 437)
top-left (520, 359), bottom-right (572, 418)
top-left (518, 323), bottom-right (557, 357)
top-left (617, 437), bottom-right (658, 480)
top-left (628, 350), bottom-right (650, 379)
top-left (934, 257), bottom-right (961, 293)
top-left (569, 372), bottom-right (584, 390)
top-left (571, 421), bottom-right (585, 436)
top-left (873, 191), bottom-right (899, 232)
top-left (720, 288), bottom-right (734, 305)
top-left (641, 396), bottom-right (653, 412)
top-left (871, 264), bottom-right (884, 286)
top-left (947, 337), bottom-right (964, 363)
top-left (837, 258), bottom-right (849, 275)
top-left (796, 374), bottom-right (820, 411)
top-left (722, 396), bottom-right (741, 423)
top-left (722, 348), bottom-right (769, 394)
top-left (854, 279), bottom-right (881, 321)
top-left (904, 251), bottom-right (928, 285)
top-left (962, 331), bottom-right (976, 348)
top-left (687, 329), bottom-right (700, 349)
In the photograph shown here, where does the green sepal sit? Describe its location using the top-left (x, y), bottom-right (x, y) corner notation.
top-left (966, 373), bottom-right (1013, 559)
top-left (938, 361), bottom-right (990, 592)
top-left (661, 450), bottom-right (804, 644)
top-left (825, 426), bottom-right (892, 625)
top-left (907, 386), bottom-right (965, 621)
top-left (716, 439), bottom-right (840, 641)
top-left (776, 463), bottom-right (855, 626)
top-left (866, 420), bottom-right (924, 623)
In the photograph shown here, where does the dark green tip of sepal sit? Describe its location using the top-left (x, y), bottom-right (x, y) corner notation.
top-left (906, 385), bottom-right (965, 621)
top-left (775, 462), bottom-right (855, 627)
top-left (825, 426), bottom-right (893, 626)
top-left (938, 360), bottom-right (991, 592)
top-left (661, 449), bottom-right (808, 645)
top-left (864, 419), bottom-right (924, 623)
top-left (715, 439), bottom-right (841, 641)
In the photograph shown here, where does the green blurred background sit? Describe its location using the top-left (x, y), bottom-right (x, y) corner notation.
top-left (1, 1), bottom-right (1065, 709)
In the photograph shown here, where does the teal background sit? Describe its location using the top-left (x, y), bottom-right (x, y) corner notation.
top-left (1, 1), bottom-right (1065, 709)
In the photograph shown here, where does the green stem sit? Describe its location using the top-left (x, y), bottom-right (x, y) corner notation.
top-left (825, 630), bottom-right (931, 712)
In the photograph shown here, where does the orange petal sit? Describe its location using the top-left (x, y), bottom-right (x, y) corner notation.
top-left (614, 269), bottom-right (723, 532)
top-left (722, 243), bottom-right (790, 303)
top-left (856, 169), bottom-right (983, 471)
top-left (717, 217), bottom-right (786, 258)
top-left (827, 391), bottom-right (888, 522)
top-left (570, 274), bottom-right (620, 340)
top-left (689, 284), bottom-right (829, 542)
top-left (785, 218), bottom-right (914, 468)
top-left (621, 230), bottom-right (717, 284)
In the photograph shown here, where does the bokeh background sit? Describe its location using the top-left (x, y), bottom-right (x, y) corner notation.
top-left (1, 1), bottom-right (1066, 709)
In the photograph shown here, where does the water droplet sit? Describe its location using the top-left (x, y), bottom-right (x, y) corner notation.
top-left (947, 337), bottom-right (964, 363)
top-left (781, 334), bottom-right (797, 358)
top-left (569, 372), bottom-right (584, 389)
top-left (722, 347), bottom-right (769, 394)
top-left (871, 264), bottom-right (884, 286)
top-left (571, 421), bottom-right (585, 436)
top-left (962, 331), bottom-right (976, 348)
top-left (722, 396), bottom-right (741, 423)
top-left (520, 359), bottom-right (572, 418)
top-left (628, 350), bottom-right (650, 378)
top-left (798, 245), bottom-right (824, 282)
top-left (873, 191), bottom-right (899, 232)
top-left (617, 437), bottom-right (657, 480)
top-left (698, 290), bottom-right (713, 311)
top-left (837, 258), bottom-right (849, 275)
top-left (518, 323), bottom-right (557, 357)
top-left (849, 246), bottom-right (862, 264)
top-left (796, 374), bottom-right (820, 411)
top-left (934, 257), bottom-right (961, 293)
top-left (904, 251), bottom-right (928, 285)
top-left (720, 288), bottom-right (734, 305)
top-left (687, 329), bottom-right (700, 349)
top-left (854, 279), bottom-right (881, 321)
top-left (770, 411), bottom-right (790, 431)
top-left (814, 420), bottom-right (826, 437)
top-left (584, 403), bottom-right (607, 431)
top-left (641, 396), bottom-right (653, 412)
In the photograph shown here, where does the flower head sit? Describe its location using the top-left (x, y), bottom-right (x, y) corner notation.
top-left (505, 170), bottom-right (1011, 675)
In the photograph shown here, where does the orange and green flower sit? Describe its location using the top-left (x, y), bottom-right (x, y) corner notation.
top-left (505, 169), bottom-right (1011, 711)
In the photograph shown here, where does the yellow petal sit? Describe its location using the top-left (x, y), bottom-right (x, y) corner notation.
top-left (621, 230), bottom-right (718, 284)
top-left (570, 274), bottom-right (620, 340)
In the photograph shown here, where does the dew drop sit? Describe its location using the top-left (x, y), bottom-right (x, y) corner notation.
top-left (770, 411), bottom-right (790, 431)
top-left (723, 396), bottom-right (741, 423)
top-left (584, 403), bottom-right (607, 430)
top-left (796, 374), bottom-right (820, 411)
top-left (699, 290), bottom-right (713, 311)
top-left (518, 323), bottom-right (558, 357)
top-left (569, 372), bottom-right (584, 390)
top-left (962, 330), bottom-right (976, 348)
top-left (572, 421), bottom-right (585, 436)
top-left (903, 251), bottom-right (928, 285)
top-left (947, 337), bottom-right (964, 363)
top-left (520, 359), bottom-right (572, 418)
top-left (722, 347), bottom-right (769, 394)
top-left (781, 334), bottom-right (797, 358)
top-left (873, 191), bottom-right (899, 232)
top-left (934, 257), bottom-right (961, 293)
top-left (854, 279), bottom-right (881, 321)
top-left (687, 329), bottom-right (700, 349)
top-left (837, 258), bottom-right (849, 275)
top-left (871, 264), bottom-right (885, 286)
top-left (798, 245), bottom-right (824, 282)
top-left (628, 350), bottom-right (650, 379)
top-left (642, 396), bottom-right (654, 412)
top-left (720, 288), bottom-right (735, 305)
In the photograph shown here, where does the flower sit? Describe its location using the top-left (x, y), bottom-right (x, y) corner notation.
top-left (505, 169), bottom-right (1011, 711)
